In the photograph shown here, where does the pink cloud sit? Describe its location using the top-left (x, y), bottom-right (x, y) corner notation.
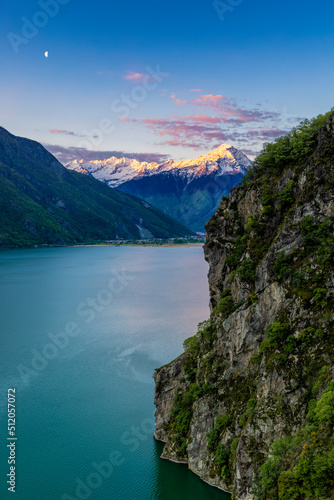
top-left (184, 114), bottom-right (221, 124)
top-left (44, 144), bottom-right (170, 164)
top-left (125, 95), bottom-right (297, 153)
top-left (190, 95), bottom-right (280, 124)
top-left (189, 89), bottom-right (204, 92)
top-left (158, 139), bottom-right (200, 148)
top-left (192, 94), bottom-right (226, 108)
top-left (136, 112), bottom-right (290, 152)
top-left (141, 118), bottom-right (171, 126)
top-left (139, 116), bottom-right (231, 149)
top-left (170, 93), bottom-right (187, 106)
top-left (119, 117), bottom-right (130, 122)
top-left (219, 109), bottom-right (280, 123)
top-left (123, 71), bottom-right (147, 82)
top-left (50, 129), bottom-right (77, 136)
top-left (49, 129), bottom-right (98, 139)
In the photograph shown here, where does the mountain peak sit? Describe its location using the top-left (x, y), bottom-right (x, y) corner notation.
top-left (65, 144), bottom-right (251, 188)
top-left (209, 143), bottom-right (233, 153)
top-left (196, 143), bottom-right (234, 163)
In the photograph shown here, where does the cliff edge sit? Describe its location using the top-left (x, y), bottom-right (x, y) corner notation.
top-left (154, 111), bottom-right (334, 499)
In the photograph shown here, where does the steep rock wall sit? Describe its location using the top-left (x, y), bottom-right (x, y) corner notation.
top-left (154, 112), bottom-right (334, 499)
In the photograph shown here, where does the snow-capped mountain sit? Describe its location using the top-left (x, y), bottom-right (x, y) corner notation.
top-left (65, 145), bottom-right (251, 232)
top-left (65, 144), bottom-right (251, 188)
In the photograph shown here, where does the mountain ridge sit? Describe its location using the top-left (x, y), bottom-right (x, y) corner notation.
top-left (66, 144), bottom-right (251, 187)
top-left (66, 144), bottom-right (252, 232)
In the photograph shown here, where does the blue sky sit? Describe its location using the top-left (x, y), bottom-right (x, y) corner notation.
top-left (1, 0), bottom-right (333, 163)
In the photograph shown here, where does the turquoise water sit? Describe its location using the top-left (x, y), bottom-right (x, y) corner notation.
top-left (0, 247), bottom-right (231, 500)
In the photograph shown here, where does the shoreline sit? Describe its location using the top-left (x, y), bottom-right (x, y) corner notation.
top-left (70, 242), bottom-right (205, 248)
top-left (0, 242), bottom-right (205, 251)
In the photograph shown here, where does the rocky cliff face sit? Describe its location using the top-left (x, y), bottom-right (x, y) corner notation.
top-left (154, 112), bottom-right (334, 499)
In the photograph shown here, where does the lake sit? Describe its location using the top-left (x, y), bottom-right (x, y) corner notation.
top-left (0, 247), bottom-right (231, 499)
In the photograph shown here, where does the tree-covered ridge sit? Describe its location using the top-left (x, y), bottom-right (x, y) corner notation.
top-left (208, 110), bottom-right (334, 304)
top-left (244, 111), bottom-right (333, 182)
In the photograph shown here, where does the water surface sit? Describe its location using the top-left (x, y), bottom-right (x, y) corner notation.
top-left (0, 247), bottom-right (231, 499)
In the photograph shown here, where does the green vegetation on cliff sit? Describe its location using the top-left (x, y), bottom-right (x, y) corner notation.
top-left (254, 381), bottom-right (334, 500)
top-left (243, 112), bottom-right (332, 182)
top-left (154, 110), bottom-right (334, 500)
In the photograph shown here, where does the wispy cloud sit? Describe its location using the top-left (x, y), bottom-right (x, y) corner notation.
top-left (191, 95), bottom-right (280, 123)
top-left (140, 117), bottom-right (231, 149)
top-left (50, 129), bottom-right (78, 136)
top-left (247, 128), bottom-right (288, 139)
top-left (170, 93), bottom-right (187, 106)
top-left (123, 71), bottom-right (147, 82)
top-left (43, 144), bottom-right (171, 165)
top-left (192, 94), bottom-right (226, 108)
top-left (189, 88), bottom-right (204, 92)
top-left (184, 114), bottom-right (221, 124)
top-left (48, 92), bottom-right (299, 163)
top-left (241, 148), bottom-right (261, 158)
top-left (158, 139), bottom-right (200, 148)
top-left (137, 110), bottom-right (290, 152)
top-left (167, 93), bottom-right (281, 125)
top-left (125, 91), bottom-right (300, 156)
top-left (49, 129), bottom-right (98, 139)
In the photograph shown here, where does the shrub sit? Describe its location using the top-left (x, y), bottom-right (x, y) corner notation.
top-left (273, 252), bottom-right (308, 288)
top-left (198, 319), bottom-right (217, 342)
top-left (226, 235), bottom-right (248, 268)
top-left (278, 471), bottom-right (302, 500)
top-left (207, 428), bottom-right (220, 451)
top-left (170, 382), bottom-right (215, 455)
top-left (313, 288), bottom-right (327, 308)
top-left (255, 382), bottom-right (334, 500)
top-left (174, 408), bottom-right (192, 436)
top-left (297, 327), bottom-right (316, 344)
top-left (259, 322), bottom-right (291, 354)
top-left (278, 181), bottom-right (295, 210)
top-left (216, 414), bottom-right (232, 431)
top-left (215, 445), bottom-right (231, 478)
top-left (183, 333), bottom-right (200, 358)
top-left (273, 252), bottom-right (293, 281)
top-left (291, 269), bottom-right (307, 289)
top-left (239, 398), bottom-right (258, 428)
top-left (214, 292), bottom-right (236, 319)
top-left (261, 185), bottom-right (275, 215)
top-left (300, 216), bottom-right (334, 273)
top-left (238, 259), bottom-right (257, 283)
top-left (313, 381), bottom-right (334, 426)
top-left (183, 320), bottom-right (216, 379)
top-left (230, 437), bottom-right (239, 458)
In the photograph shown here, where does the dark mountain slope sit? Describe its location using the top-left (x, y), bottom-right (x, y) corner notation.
top-left (0, 127), bottom-right (193, 247)
top-left (118, 169), bottom-right (245, 232)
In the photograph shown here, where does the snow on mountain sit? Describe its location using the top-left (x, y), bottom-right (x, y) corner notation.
top-left (65, 144), bottom-right (252, 188)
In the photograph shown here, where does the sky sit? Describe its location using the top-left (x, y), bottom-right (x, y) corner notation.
top-left (1, 0), bottom-right (333, 163)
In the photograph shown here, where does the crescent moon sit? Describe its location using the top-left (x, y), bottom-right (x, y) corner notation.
top-left (44, 51), bottom-right (49, 58)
